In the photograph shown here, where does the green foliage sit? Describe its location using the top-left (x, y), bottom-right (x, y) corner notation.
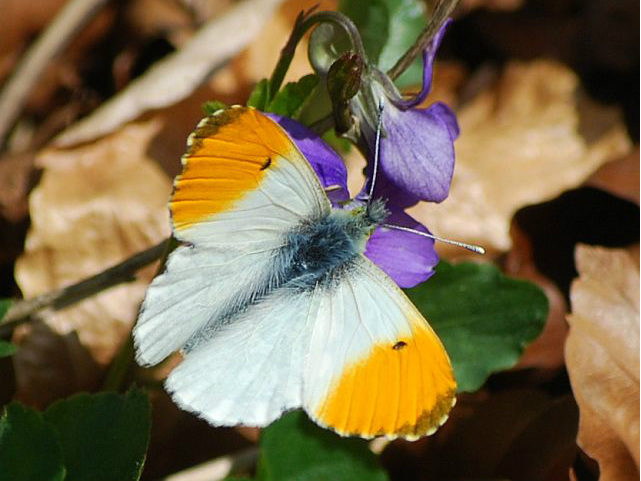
top-left (0, 299), bottom-right (16, 357)
top-left (247, 75), bottom-right (320, 121)
top-left (202, 100), bottom-right (228, 116)
top-left (247, 78), bottom-right (271, 110)
top-left (406, 261), bottom-right (549, 392)
top-left (0, 390), bottom-right (151, 481)
top-left (0, 340), bottom-right (16, 358)
top-left (232, 411), bottom-right (387, 481)
top-left (267, 75), bottom-right (320, 119)
top-left (340, 0), bottom-right (427, 87)
top-left (0, 299), bottom-right (10, 319)
top-left (0, 404), bottom-right (65, 481)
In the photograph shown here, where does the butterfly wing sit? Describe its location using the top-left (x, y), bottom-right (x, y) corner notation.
top-left (171, 106), bottom-right (330, 247)
top-left (134, 107), bottom-right (330, 366)
top-left (162, 254), bottom-right (455, 438)
top-left (164, 290), bottom-right (317, 426)
top-left (303, 255), bottom-right (456, 440)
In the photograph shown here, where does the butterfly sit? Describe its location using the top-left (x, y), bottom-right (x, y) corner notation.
top-left (133, 106), bottom-right (456, 439)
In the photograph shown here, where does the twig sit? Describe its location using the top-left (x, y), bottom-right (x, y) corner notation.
top-left (386, 0), bottom-right (460, 81)
top-left (0, 239), bottom-right (168, 332)
top-left (0, 0), bottom-right (110, 150)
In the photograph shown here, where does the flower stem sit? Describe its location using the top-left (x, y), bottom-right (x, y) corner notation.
top-left (268, 9), bottom-right (366, 102)
top-left (386, 0), bottom-right (459, 81)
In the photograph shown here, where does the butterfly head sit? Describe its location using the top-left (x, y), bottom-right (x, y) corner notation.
top-left (343, 197), bottom-right (389, 239)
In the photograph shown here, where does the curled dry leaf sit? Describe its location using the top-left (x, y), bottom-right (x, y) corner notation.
top-left (15, 118), bottom-right (171, 365)
top-left (54, 0), bottom-right (286, 147)
top-left (566, 245), bottom-right (640, 481)
top-left (411, 60), bottom-right (631, 256)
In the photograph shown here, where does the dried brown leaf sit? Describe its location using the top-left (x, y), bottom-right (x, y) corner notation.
top-left (54, 0), bottom-right (286, 147)
top-left (566, 245), bottom-right (640, 481)
top-left (586, 146), bottom-right (640, 205)
top-left (411, 60), bottom-right (631, 256)
top-left (15, 118), bottom-right (171, 365)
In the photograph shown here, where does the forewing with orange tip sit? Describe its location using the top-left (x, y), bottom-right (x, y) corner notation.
top-left (170, 106), bottom-right (329, 246)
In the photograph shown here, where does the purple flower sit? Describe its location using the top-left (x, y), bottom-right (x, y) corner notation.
top-left (270, 114), bottom-right (438, 288)
top-left (352, 20), bottom-right (459, 204)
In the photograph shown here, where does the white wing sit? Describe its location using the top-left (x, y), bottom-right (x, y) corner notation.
top-left (164, 290), bottom-right (317, 426)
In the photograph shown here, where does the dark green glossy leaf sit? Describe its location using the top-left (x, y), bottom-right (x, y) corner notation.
top-left (267, 74), bottom-right (320, 119)
top-left (0, 403), bottom-right (65, 481)
top-left (257, 411), bottom-right (388, 481)
top-left (406, 261), bottom-right (549, 392)
top-left (44, 389), bottom-right (151, 481)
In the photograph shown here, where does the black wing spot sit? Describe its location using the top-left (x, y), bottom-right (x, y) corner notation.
top-left (392, 341), bottom-right (407, 350)
top-left (260, 157), bottom-right (272, 170)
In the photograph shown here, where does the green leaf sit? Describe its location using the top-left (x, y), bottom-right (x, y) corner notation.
top-left (247, 78), bottom-right (270, 110)
top-left (0, 403), bottom-right (65, 481)
top-left (0, 340), bottom-right (16, 358)
top-left (267, 74), bottom-right (320, 119)
top-left (44, 389), bottom-right (151, 481)
top-left (0, 299), bottom-right (10, 320)
top-left (0, 300), bottom-right (16, 357)
top-left (406, 261), bottom-right (548, 393)
top-left (340, 0), bottom-right (427, 87)
top-left (202, 100), bottom-right (227, 116)
top-left (257, 411), bottom-right (388, 481)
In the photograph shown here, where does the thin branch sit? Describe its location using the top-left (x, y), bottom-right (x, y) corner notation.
top-left (0, 0), bottom-right (110, 150)
top-left (386, 0), bottom-right (460, 81)
top-left (1, 239), bottom-right (168, 331)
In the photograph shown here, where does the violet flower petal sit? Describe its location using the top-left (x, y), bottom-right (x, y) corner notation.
top-left (356, 168), bottom-right (420, 209)
top-left (268, 114), bottom-right (350, 203)
top-left (380, 101), bottom-right (458, 202)
top-left (395, 19), bottom-right (451, 110)
top-left (364, 207), bottom-right (438, 288)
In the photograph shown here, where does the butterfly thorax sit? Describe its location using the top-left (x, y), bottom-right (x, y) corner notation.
top-left (282, 199), bottom-right (389, 290)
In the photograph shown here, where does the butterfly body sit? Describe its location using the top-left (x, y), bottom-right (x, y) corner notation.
top-left (135, 106), bottom-right (456, 439)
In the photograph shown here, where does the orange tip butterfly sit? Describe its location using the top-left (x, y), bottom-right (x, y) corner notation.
top-left (134, 106), bottom-right (456, 439)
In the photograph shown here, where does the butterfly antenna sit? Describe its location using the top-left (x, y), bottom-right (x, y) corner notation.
top-left (382, 224), bottom-right (486, 255)
top-left (367, 99), bottom-right (385, 211)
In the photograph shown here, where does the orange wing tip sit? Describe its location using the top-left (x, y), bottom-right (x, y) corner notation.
top-left (184, 105), bottom-right (247, 155)
top-left (310, 388), bottom-right (456, 441)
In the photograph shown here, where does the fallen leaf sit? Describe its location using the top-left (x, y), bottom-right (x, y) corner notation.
top-left (411, 60), bottom-right (632, 256)
top-left (54, 0), bottom-right (286, 147)
top-left (15, 118), bottom-right (171, 365)
top-left (13, 321), bottom-right (102, 409)
top-left (566, 244), bottom-right (640, 481)
top-left (382, 389), bottom-right (578, 481)
top-left (586, 146), bottom-right (640, 205)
